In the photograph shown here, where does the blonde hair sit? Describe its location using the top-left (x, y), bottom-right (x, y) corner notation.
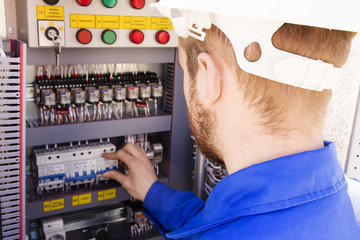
top-left (179, 24), bottom-right (356, 135)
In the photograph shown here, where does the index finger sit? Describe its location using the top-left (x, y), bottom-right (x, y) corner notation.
top-left (121, 143), bottom-right (147, 158)
top-left (103, 149), bottom-right (133, 166)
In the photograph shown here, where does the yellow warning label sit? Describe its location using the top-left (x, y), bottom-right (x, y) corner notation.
top-left (44, 6), bottom-right (64, 21)
top-left (98, 191), bottom-right (104, 201)
top-left (102, 15), bottom-right (120, 29)
top-left (44, 198), bottom-right (65, 212)
top-left (150, 17), bottom-right (174, 30)
top-left (43, 201), bottom-right (51, 212)
top-left (70, 14), bottom-right (173, 30)
top-left (123, 16), bottom-right (148, 29)
top-left (79, 193), bottom-right (92, 205)
top-left (72, 196), bottom-right (79, 206)
top-left (77, 14), bottom-right (96, 28)
top-left (72, 193), bottom-right (92, 206)
top-left (104, 189), bottom-right (116, 200)
top-left (37, 6), bottom-right (45, 20)
top-left (98, 188), bottom-right (116, 201)
top-left (70, 14), bottom-right (78, 28)
top-left (96, 15), bottom-right (103, 29)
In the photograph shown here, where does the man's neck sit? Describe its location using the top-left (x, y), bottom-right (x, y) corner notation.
top-left (221, 126), bottom-right (324, 175)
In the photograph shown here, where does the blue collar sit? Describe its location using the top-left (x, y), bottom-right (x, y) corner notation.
top-left (168, 141), bottom-right (346, 238)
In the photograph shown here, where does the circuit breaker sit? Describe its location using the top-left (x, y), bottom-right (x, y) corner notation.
top-left (16, 0), bottom-right (178, 48)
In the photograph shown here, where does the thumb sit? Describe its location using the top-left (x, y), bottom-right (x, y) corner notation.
top-left (103, 170), bottom-right (127, 185)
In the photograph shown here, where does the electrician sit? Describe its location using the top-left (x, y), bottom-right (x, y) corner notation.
top-left (103, 0), bottom-right (360, 239)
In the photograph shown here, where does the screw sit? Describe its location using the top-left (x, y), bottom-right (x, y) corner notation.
top-left (8, 28), bottom-right (14, 34)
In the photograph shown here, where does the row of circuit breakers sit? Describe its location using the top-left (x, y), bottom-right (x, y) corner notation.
top-left (35, 135), bottom-right (163, 194)
top-left (17, 0), bottom-right (178, 48)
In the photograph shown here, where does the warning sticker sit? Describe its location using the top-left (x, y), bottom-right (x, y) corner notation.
top-left (77, 14), bottom-right (96, 28)
top-left (72, 193), bottom-right (92, 206)
top-left (98, 188), bottom-right (116, 201)
top-left (44, 6), bottom-right (64, 20)
top-left (70, 14), bottom-right (78, 28)
top-left (123, 16), bottom-right (148, 29)
top-left (37, 6), bottom-right (45, 20)
top-left (150, 17), bottom-right (174, 30)
top-left (102, 16), bottom-right (120, 29)
top-left (43, 198), bottom-right (65, 212)
top-left (70, 14), bottom-right (173, 30)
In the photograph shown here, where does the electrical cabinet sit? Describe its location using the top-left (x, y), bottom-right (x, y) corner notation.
top-left (0, 1), bottom-right (194, 239)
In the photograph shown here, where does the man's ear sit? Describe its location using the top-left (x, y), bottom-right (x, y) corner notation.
top-left (196, 53), bottom-right (222, 107)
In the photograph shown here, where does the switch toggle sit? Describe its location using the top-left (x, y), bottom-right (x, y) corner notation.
top-left (130, 30), bottom-right (144, 44)
top-left (130, 0), bottom-right (145, 9)
top-left (76, 0), bottom-right (92, 6)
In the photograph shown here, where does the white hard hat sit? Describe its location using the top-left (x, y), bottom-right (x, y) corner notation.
top-left (151, 0), bottom-right (360, 91)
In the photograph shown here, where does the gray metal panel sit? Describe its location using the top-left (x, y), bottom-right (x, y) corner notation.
top-left (2, 218), bottom-right (20, 226)
top-left (0, 200), bottom-right (20, 208)
top-left (0, 170), bottom-right (19, 178)
top-left (4, 235), bottom-right (21, 240)
top-left (26, 114), bottom-right (172, 146)
top-left (27, 47), bottom-right (176, 65)
top-left (168, 49), bottom-right (193, 191)
top-left (0, 195), bottom-right (20, 202)
top-left (346, 89), bottom-right (360, 179)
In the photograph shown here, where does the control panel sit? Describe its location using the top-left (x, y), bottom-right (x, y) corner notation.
top-left (17, 0), bottom-right (178, 48)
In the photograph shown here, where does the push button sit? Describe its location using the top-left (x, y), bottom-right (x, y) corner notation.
top-left (43, 0), bottom-right (60, 5)
top-left (102, 0), bottom-right (117, 8)
top-left (130, 30), bottom-right (144, 44)
top-left (156, 30), bottom-right (170, 44)
top-left (101, 30), bottom-right (117, 45)
top-left (130, 0), bottom-right (145, 9)
top-left (76, 29), bottom-right (92, 45)
top-left (76, 0), bottom-right (92, 6)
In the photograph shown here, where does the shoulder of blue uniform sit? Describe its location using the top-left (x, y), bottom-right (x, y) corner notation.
top-left (346, 176), bottom-right (360, 224)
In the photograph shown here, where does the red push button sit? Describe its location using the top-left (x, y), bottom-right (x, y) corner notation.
top-left (130, 30), bottom-right (144, 44)
top-left (130, 0), bottom-right (145, 9)
top-left (76, 0), bottom-right (92, 6)
top-left (76, 29), bottom-right (92, 44)
top-left (156, 31), bottom-right (170, 44)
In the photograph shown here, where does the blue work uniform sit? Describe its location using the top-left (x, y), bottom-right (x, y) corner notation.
top-left (144, 142), bottom-right (360, 239)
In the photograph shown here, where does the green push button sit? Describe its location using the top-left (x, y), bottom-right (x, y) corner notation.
top-left (102, 30), bottom-right (117, 45)
top-left (101, 0), bottom-right (117, 8)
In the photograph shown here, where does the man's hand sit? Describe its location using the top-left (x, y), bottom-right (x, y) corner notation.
top-left (102, 143), bottom-right (157, 202)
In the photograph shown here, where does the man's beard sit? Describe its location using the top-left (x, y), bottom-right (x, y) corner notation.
top-left (188, 88), bottom-right (224, 165)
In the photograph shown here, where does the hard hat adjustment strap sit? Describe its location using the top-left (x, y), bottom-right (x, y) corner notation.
top-left (215, 17), bottom-right (339, 91)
